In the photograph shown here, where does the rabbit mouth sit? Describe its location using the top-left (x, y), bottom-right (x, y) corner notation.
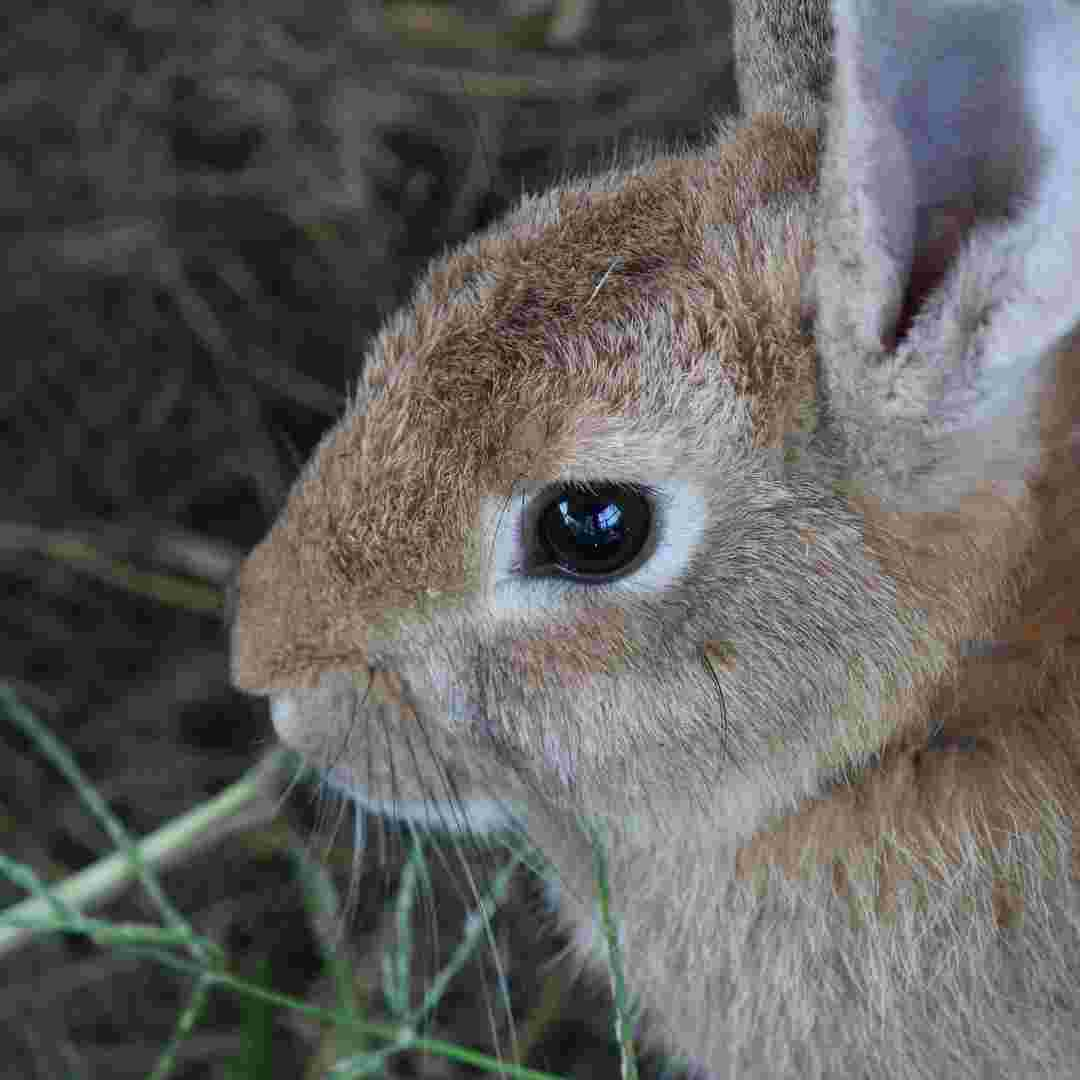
top-left (269, 680), bottom-right (524, 837)
top-left (324, 760), bottom-right (520, 835)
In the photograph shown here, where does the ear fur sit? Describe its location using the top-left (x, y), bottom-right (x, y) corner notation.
top-left (734, 0), bottom-right (833, 128)
top-left (812, 0), bottom-right (1080, 506)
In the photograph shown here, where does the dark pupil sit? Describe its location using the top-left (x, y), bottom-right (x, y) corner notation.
top-left (539, 485), bottom-right (650, 578)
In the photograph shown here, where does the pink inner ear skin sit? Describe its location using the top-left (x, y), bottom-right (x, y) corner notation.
top-left (890, 201), bottom-right (980, 349)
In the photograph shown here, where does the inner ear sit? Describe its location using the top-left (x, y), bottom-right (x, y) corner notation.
top-left (823, 0), bottom-right (1045, 357)
top-left (891, 200), bottom-right (979, 349)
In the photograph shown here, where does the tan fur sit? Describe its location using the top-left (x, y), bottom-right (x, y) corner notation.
top-left (231, 2), bottom-right (1080, 1075)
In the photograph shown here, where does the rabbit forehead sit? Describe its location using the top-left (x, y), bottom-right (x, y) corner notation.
top-left (360, 114), bottom-right (819, 442)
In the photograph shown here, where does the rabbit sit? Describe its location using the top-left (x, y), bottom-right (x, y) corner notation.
top-left (230, 0), bottom-right (1080, 1075)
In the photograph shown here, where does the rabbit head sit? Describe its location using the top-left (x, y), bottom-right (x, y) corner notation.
top-left (232, 0), bottom-right (1080, 1074)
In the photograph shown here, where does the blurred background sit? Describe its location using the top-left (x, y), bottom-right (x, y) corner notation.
top-left (1, 2), bottom-right (737, 1076)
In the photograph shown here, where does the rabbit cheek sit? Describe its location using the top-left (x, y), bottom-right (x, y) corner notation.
top-left (506, 607), bottom-right (632, 693)
top-left (496, 609), bottom-right (633, 784)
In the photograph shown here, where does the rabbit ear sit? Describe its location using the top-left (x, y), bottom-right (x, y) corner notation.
top-left (733, 0), bottom-right (833, 128)
top-left (814, 0), bottom-right (1080, 504)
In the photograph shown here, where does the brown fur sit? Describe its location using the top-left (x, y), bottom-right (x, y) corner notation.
top-left (739, 333), bottom-right (1080, 912)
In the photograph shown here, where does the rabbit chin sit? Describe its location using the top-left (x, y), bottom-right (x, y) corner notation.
top-left (327, 765), bottom-right (521, 838)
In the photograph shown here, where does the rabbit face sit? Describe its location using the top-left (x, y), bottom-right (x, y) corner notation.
top-left (231, 120), bottom-right (938, 837)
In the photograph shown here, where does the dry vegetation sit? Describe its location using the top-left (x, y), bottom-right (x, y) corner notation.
top-left (0, 2), bottom-right (736, 1077)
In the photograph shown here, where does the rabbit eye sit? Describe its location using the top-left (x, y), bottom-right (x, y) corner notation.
top-left (536, 483), bottom-right (653, 581)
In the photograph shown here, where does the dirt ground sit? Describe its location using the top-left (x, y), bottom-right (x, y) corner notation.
top-left (0, 3), bottom-right (737, 1076)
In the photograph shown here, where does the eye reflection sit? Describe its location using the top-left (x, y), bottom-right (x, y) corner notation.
top-left (538, 484), bottom-right (651, 580)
